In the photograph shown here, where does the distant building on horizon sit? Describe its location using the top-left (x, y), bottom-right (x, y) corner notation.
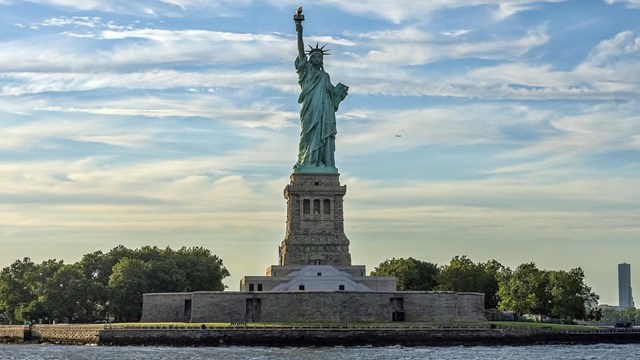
top-left (598, 304), bottom-right (619, 311)
top-left (618, 263), bottom-right (635, 310)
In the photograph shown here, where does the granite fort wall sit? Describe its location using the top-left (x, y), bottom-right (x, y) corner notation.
top-left (192, 292), bottom-right (247, 323)
top-left (143, 291), bottom-right (486, 323)
top-left (140, 293), bottom-right (193, 322)
top-left (404, 292), bottom-right (485, 322)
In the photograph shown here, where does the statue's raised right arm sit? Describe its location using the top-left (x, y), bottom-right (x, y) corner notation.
top-left (296, 24), bottom-right (306, 61)
top-left (294, 8), bottom-right (306, 61)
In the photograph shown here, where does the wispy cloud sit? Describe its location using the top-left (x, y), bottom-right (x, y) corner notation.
top-left (580, 30), bottom-right (640, 69)
top-left (0, 118), bottom-right (155, 151)
top-left (351, 25), bottom-right (548, 65)
top-left (604, 0), bottom-right (640, 9)
top-left (0, 30), bottom-right (292, 72)
top-left (6, 19), bottom-right (637, 103)
top-left (3, 0), bottom-right (253, 16)
top-left (440, 29), bottom-right (473, 37)
top-left (1, 70), bottom-right (296, 95)
top-left (274, 0), bottom-right (569, 23)
top-left (3, 0), bottom-right (570, 22)
top-left (497, 102), bottom-right (640, 158)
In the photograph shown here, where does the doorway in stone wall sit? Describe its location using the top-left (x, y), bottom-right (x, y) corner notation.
top-left (390, 297), bottom-right (405, 321)
top-left (245, 298), bottom-right (262, 322)
top-left (184, 299), bottom-right (192, 321)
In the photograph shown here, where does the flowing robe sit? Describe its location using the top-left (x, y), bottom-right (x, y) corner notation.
top-left (294, 55), bottom-right (345, 172)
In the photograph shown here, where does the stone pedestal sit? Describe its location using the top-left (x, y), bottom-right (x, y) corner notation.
top-left (279, 173), bottom-right (351, 266)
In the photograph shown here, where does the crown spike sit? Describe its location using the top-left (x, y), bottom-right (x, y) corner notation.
top-left (305, 42), bottom-right (332, 56)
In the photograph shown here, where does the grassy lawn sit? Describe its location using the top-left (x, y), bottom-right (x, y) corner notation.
top-left (487, 321), bottom-right (599, 331)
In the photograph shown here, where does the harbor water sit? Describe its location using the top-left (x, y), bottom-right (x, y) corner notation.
top-left (1, 343), bottom-right (639, 359)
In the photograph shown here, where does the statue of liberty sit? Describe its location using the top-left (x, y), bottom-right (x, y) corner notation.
top-left (293, 8), bottom-right (348, 173)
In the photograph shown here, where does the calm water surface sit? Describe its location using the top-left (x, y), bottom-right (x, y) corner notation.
top-left (1, 344), bottom-right (639, 359)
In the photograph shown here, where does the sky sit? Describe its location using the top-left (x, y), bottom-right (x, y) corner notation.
top-left (1, 0), bottom-right (639, 306)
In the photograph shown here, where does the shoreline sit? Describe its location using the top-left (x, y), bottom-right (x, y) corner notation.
top-left (99, 328), bottom-right (640, 347)
top-left (3, 324), bottom-right (640, 347)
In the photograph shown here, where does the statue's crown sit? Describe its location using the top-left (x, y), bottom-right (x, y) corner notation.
top-left (306, 42), bottom-right (331, 56)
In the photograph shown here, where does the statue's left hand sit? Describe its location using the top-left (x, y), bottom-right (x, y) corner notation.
top-left (337, 83), bottom-right (349, 100)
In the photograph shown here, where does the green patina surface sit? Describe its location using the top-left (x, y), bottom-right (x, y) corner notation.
top-left (293, 9), bottom-right (347, 174)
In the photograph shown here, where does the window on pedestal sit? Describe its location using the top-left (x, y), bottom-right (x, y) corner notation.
top-left (303, 199), bottom-right (310, 214)
top-left (313, 199), bottom-right (320, 214)
top-left (324, 199), bottom-right (331, 214)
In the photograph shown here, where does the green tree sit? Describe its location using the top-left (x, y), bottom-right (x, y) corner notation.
top-left (600, 308), bottom-right (640, 324)
top-left (621, 307), bottom-right (640, 323)
top-left (371, 257), bottom-right (439, 291)
top-left (78, 246), bottom-right (137, 286)
top-left (14, 300), bottom-right (48, 324)
top-left (587, 307), bottom-right (603, 322)
top-left (437, 256), bottom-right (480, 292)
top-left (0, 258), bottom-right (37, 323)
top-left (498, 264), bottom-right (599, 321)
top-left (1, 246), bottom-right (230, 323)
top-left (0, 258), bottom-right (63, 323)
top-left (497, 262), bottom-right (548, 316)
top-left (133, 246), bottom-right (229, 293)
top-left (41, 265), bottom-right (104, 323)
top-left (147, 258), bottom-right (186, 293)
top-left (108, 258), bottom-right (150, 322)
top-left (174, 247), bottom-right (228, 291)
top-left (437, 256), bottom-right (506, 309)
top-left (479, 259), bottom-right (508, 309)
top-left (106, 246), bottom-right (230, 321)
top-left (548, 268), bottom-right (598, 321)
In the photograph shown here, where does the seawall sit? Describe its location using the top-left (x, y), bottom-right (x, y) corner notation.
top-left (0, 325), bottom-right (29, 343)
top-left (3, 324), bottom-right (640, 346)
top-left (98, 327), bottom-right (640, 347)
top-left (31, 325), bottom-right (102, 345)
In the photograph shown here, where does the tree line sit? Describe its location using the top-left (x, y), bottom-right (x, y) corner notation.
top-left (598, 307), bottom-right (640, 325)
top-left (371, 256), bottom-right (601, 322)
top-left (1, 249), bottom-right (603, 324)
top-left (0, 246), bottom-right (229, 324)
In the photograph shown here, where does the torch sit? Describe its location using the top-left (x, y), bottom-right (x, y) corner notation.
top-left (293, 7), bottom-right (305, 24)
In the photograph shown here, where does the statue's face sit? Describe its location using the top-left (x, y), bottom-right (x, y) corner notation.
top-left (310, 52), bottom-right (323, 67)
